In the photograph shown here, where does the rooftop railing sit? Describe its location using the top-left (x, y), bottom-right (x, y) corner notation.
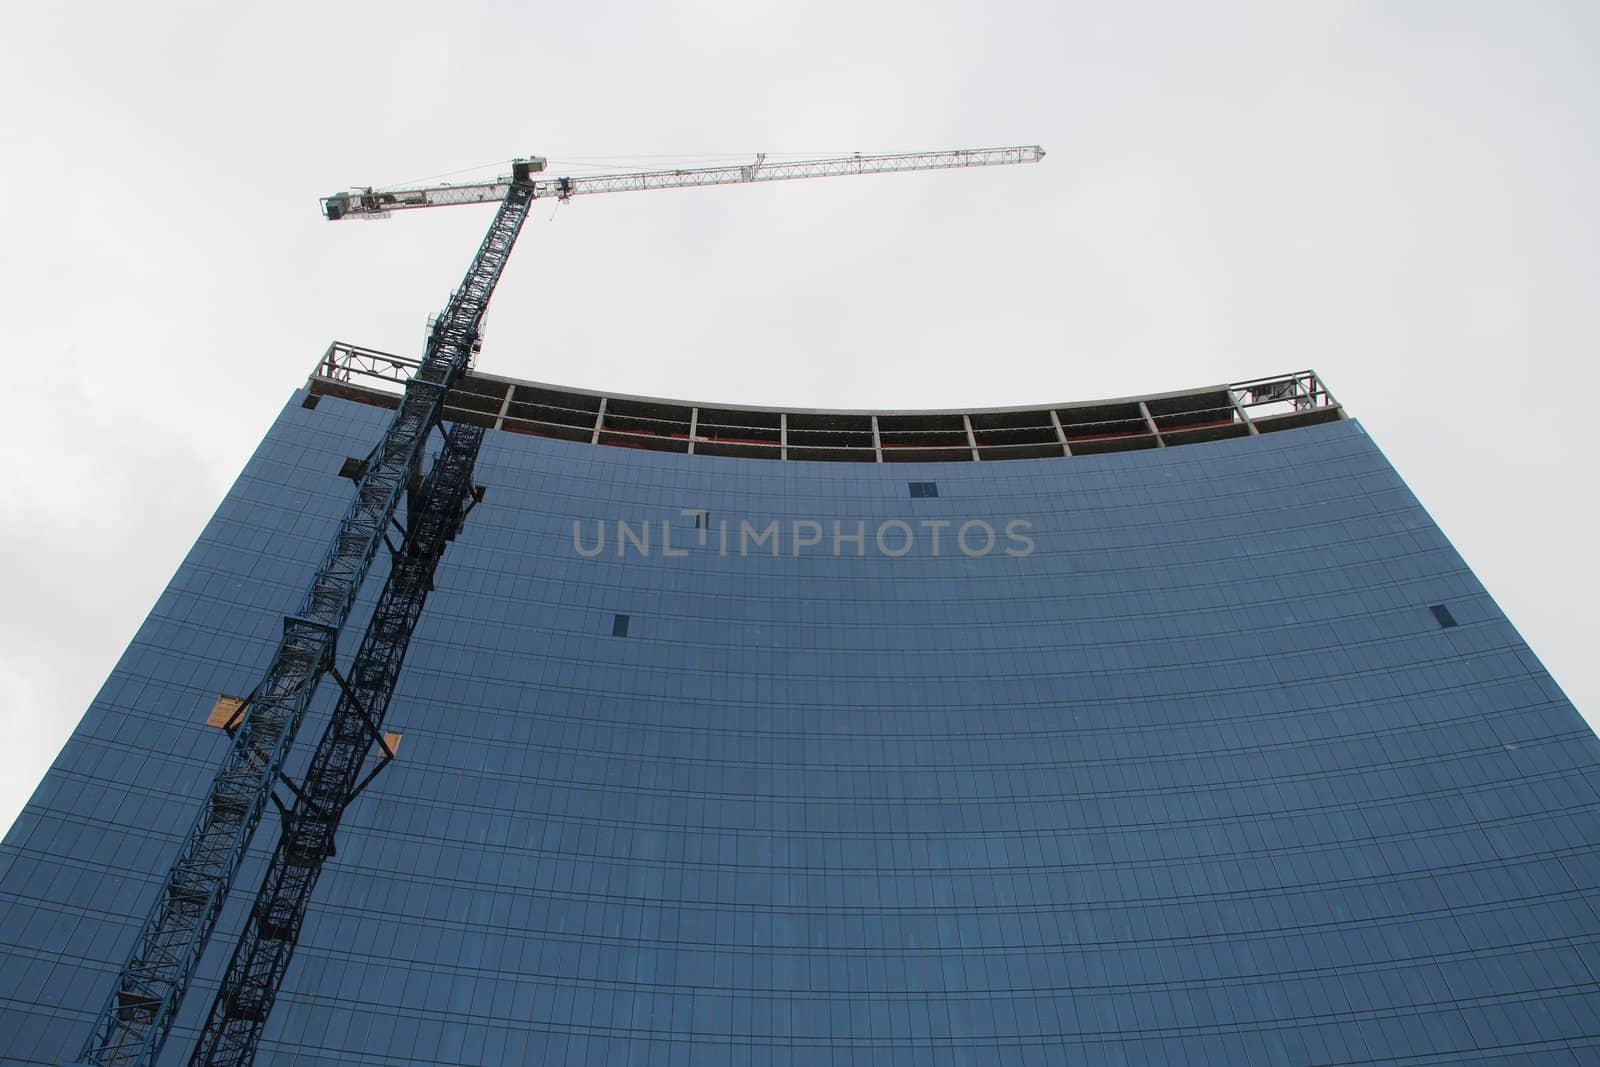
top-left (308, 342), bottom-right (1343, 462)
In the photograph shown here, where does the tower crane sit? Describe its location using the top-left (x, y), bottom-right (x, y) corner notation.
top-left (73, 144), bottom-right (1044, 1067)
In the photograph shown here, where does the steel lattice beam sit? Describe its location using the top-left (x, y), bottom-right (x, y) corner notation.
top-left (322, 145), bottom-right (1045, 218)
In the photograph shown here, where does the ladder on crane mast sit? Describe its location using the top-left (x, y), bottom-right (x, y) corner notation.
top-left (72, 144), bottom-right (1044, 1067)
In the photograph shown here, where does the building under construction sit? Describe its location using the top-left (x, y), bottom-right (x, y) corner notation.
top-left (3, 153), bottom-right (1600, 1065)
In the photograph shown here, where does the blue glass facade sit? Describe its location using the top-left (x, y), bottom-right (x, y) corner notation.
top-left (4, 382), bottom-right (1600, 1064)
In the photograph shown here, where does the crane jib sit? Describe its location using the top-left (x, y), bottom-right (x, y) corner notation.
top-left (320, 145), bottom-right (1044, 219)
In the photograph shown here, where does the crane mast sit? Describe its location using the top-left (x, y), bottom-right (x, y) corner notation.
top-left (71, 182), bottom-right (536, 1067)
top-left (188, 423), bottom-right (487, 1067)
top-left (74, 144), bottom-right (1044, 1067)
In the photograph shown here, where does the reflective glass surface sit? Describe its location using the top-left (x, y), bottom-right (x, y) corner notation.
top-left (4, 391), bottom-right (1600, 1065)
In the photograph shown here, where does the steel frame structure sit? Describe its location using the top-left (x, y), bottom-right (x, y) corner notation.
top-left (72, 181), bottom-right (535, 1067)
top-left (187, 423), bottom-right (486, 1067)
top-left (314, 341), bottom-right (420, 387)
top-left (307, 347), bottom-right (1343, 463)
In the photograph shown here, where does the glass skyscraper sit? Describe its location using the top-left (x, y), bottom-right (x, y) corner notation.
top-left (4, 350), bottom-right (1599, 1064)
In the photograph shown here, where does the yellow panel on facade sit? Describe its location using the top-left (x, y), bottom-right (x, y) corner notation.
top-left (205, 695), bottom-right (246, 731)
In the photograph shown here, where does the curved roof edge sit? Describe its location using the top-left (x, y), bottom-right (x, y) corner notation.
top-left (306, 342), bottom-right (1345, 463)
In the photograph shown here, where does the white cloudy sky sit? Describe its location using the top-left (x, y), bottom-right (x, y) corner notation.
top-left (1, 1), bottom-right (1595, 835)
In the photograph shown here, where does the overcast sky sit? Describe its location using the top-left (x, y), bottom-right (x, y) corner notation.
top-left (1, 1), bottom-right (1595, 835)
